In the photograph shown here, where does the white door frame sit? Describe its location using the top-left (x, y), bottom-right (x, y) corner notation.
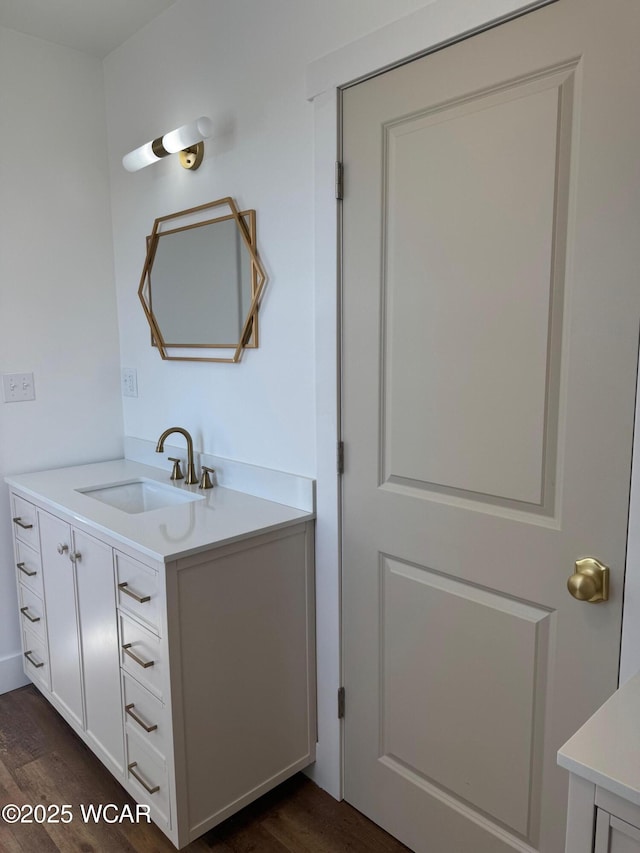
top-left (305, 0), bottom-right (608, 802)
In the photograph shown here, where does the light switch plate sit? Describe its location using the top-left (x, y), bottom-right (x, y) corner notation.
top-left (2, 373), bottom-right (35, 402)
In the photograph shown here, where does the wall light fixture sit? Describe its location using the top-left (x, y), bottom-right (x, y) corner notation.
top-left (122, 116), bottom-right (213, 172)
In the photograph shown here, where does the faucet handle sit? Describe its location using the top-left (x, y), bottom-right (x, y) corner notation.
top-left (199, 466), bottom-right (215, 490)
top-left (168, 457), bottom-right (184, 480)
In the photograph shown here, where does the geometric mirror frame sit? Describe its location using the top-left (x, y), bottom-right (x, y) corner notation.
top-left (138, 196), bottom-right (267, 363)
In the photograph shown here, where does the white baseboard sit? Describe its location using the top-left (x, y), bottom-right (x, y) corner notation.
top-left (0, 652), bottom-right (29, 695)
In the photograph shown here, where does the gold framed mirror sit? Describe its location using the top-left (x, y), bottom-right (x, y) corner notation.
top-left (138, 197), bottom-right (267, 363)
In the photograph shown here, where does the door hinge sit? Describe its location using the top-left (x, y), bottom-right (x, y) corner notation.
top-left (338, 686), bottom-right (345, 719)
top-left (337, 441), bottom-right (345, 475)
top-left (335, 161), bottom-right (344, 200)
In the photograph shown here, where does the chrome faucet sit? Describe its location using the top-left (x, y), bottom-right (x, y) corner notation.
top-left (155, 427), bottom-right (198, 485)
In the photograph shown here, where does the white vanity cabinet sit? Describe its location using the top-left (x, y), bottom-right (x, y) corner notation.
top-left (599, 822), bottom-right (640, 853)
top-left (562, 783), bottom-right (640, 853)
top-left (6, 459), bottom-right (316, 850)
top-left (594, 797), bottom-right (640, 853)
top-left (559, 673), bottom-right (640, 853)
top-left (38, 510), bottom-right (124, 774)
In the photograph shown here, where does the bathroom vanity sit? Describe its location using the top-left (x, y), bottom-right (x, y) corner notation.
top-left (6, 458), bottom-right (316, 848)
top-left (558, 672), bottom-right (640, 852)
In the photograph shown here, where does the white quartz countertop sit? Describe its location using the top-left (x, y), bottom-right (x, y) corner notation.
top-left (557, 672), bottom-right (640, 805)
top-left (5, 459), bottom-right (314, 563)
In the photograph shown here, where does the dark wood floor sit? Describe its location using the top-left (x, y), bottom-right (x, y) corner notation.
top-left (0, 684), bottom-right (409, 852)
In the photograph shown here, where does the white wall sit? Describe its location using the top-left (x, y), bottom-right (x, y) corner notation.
top-left (103, 0), bottom-right (432, 474)
top-left (0, 27), bottom-right (124, 693)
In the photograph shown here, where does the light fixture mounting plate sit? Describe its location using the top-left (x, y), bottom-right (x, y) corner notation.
top-left (179, 142), bottom-right (204, 170)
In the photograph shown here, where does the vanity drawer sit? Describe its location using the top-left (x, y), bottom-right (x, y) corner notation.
top-left (126, 734), bottom-right (170, 828)
top-left (18, 584), bottom-right (46, 642)
top-left (122, 673), bottom-right (168, 761)
top-left (11, 496), bottom-right (39, 551)
top-left (22, 624), bottom-right (49, 690)
top-left (120, 614), bottom-right (165, 700)
top-left (15, 541), bottom-right (43, 597)
top-left (115, 553), bottom-right (160, 635)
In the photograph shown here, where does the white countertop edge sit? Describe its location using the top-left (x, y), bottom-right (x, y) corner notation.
top-left (7, 480), bottom-right (312, 564)
top-left (556, 751), bottom-right (640, 808)
top-left (5, 459), bottom-right (314, 564)
top-left (557, 672), bottom-right (640, 805)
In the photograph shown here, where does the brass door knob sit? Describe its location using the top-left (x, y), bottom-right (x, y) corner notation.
top-left (567, 558), bottom-right (609, 602)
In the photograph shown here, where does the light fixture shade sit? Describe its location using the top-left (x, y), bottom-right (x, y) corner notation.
top-left (122, 116), bottom-right (213, 172)
top-left (162, 117), bottom-right (214, 154)
top-left (122, 141), bottom-right (164, 173)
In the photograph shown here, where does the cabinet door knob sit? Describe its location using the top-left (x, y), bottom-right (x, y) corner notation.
top-left (57, 543), bottom-right (69, 555)
top-left (69, 551), bottom-right (82, 564)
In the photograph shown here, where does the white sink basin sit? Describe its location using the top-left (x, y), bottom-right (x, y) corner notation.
top-left (77, 479), bottom-right (204, 514)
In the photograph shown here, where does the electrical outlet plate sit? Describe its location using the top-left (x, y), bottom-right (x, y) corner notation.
top-left (2, 373), bottom-right (35, 402)
top-left (121, 367), bottom-right (138, 398)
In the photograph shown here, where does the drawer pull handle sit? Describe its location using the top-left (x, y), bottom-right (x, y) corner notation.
top-left (17, 562), bottom-right (37, 577)
top-left (20, 606), bottom-right (40, 624)
top-left (24, 650), bottom-right (44, 669)
top-left (127, 762), bottom-right (160, 795)
top-left (122, 643), bottom-right (154, 669)
top-left (125, 703), bottom-right (158, 733)
top-left (118, 582), bottom-right (151, 604)
top-left (13, 517), bottom-right (33, 530)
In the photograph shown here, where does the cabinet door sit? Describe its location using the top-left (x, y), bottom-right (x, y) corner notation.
top-left (73, 528), bottom-right (124, 774)
top-left (39, 511), bottom-right (83, 727)
top-left (595, 809), bottom-right (640, 853)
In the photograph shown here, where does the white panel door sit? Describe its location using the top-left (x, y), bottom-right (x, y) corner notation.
top-left (341, 1), bottom-right (640, 851)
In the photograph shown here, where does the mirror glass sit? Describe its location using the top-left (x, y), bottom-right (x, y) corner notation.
top-left (139, 198), bottom-right (266, 363)
top-left (149, 213), bottom-right (255, 347)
